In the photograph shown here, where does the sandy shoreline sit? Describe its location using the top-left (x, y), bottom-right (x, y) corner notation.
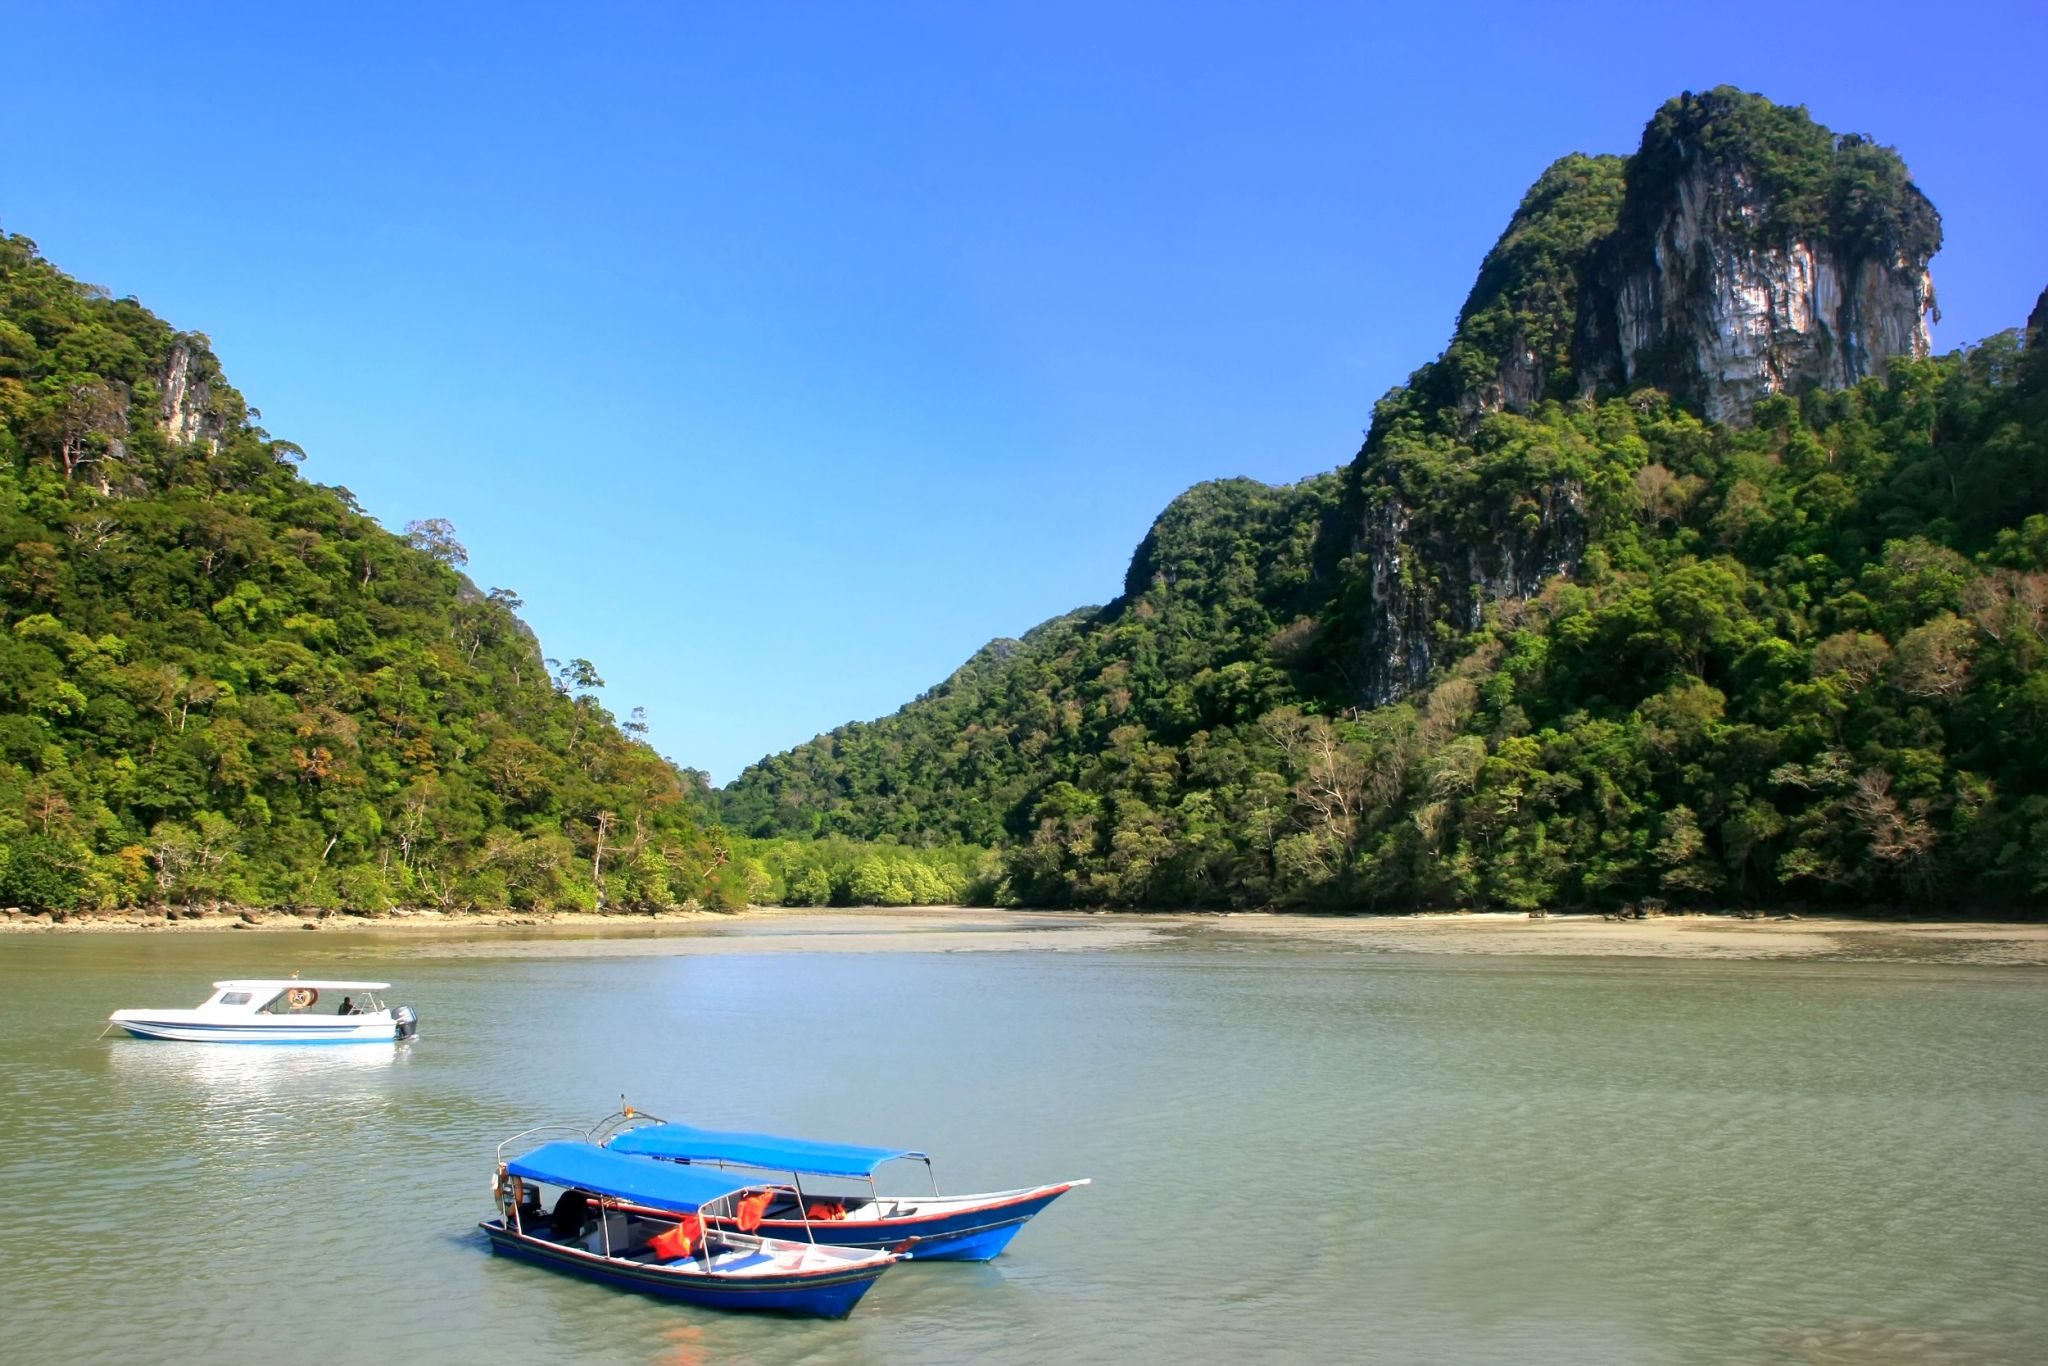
top-left (1199, 910), bottom-right (2048, 966)
top-left (0, 906), bottom-right (728, 934)
top-left (3, 903), bottom-right (2044, 966)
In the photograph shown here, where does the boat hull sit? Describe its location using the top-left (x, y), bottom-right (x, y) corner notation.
top-left (480, 1221), bottom-right (889, 1317)
top-left (111, 1016), bottom-right (404, 1044)
top-left (744, 1183), bottom-right (1081, 1261)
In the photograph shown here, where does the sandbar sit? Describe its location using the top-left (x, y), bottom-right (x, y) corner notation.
top-left (4, 903), bottom-right (2042, 966)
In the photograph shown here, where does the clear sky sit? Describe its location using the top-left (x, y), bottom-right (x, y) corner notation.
top-left (6, 2), bottom-right (2044, 782)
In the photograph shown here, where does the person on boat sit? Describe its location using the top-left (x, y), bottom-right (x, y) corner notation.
top-left (337, 996), bottom-right (354, 1015)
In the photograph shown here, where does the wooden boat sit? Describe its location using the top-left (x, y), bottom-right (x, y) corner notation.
top-left (482, 1133), bottom-right (902, 1318)
top-left (108, 979), bottom-right (418, 1044)
top-left (600, 1110), bottom-right (1088, 1261)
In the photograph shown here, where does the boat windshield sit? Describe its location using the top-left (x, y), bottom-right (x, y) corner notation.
top-left (202, 984), bottom-right (388, 1013)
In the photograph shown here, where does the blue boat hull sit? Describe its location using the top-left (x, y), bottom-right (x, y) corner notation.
top-left (480, 1221), bottom-right (888, 1318)
top-left (751, 1184), bottom-right (1078, 1261)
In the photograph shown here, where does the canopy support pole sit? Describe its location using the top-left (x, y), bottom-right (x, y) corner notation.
top-left (791, 1173), bottom-right (817, 1243)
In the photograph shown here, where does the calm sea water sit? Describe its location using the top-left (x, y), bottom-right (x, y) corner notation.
top-left (2, 919), bottom-right (2044, 1364)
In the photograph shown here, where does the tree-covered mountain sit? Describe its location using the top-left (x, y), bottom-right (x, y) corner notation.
top-left (0, 232), bottom-right (741, 914)
top-left (721, 475), bottom-right (1345, 852)
top-left (723, 89), bottom-right (2048, 912)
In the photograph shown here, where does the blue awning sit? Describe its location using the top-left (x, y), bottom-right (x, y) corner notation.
top-left (505, 1141), bottom-right (756, 1212)
top-left (608, 1123), bottom-right (928, 1179)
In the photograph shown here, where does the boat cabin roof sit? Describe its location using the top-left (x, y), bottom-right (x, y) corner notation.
top-left (608, 1122), bottom-right (928, 1179)
top-left (506, 1141), bottom-right (763, 1213)
top-left (213, 979), bottom-right (391, 992)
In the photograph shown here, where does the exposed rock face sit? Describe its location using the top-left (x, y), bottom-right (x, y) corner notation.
top-left (1345, 88), bottom-right (1943, 709)
top-left (1357, 479), bottom-right (1585, 706)
top-left (1387, 92), bottom-right (1941, 439)
top-left (1440, 154), bottom-right (1629, 426)
top-left (1575, 93), bottom-right (1941, 423)
top-left (158, 338), bottom-right (226, 449)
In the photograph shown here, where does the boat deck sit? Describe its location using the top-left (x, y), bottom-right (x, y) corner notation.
top-left (522, 1209), bottom-right (878, 1277)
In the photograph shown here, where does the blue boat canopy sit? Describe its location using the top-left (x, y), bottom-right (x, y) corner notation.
top-left (505, 1141), bottom-right (758, 1212)
top-left (608, 1123), bottom-right (929, 1179)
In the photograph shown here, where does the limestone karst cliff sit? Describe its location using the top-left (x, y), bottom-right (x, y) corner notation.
top-left (1348, 470), bottom-right (1589, 708)
top-left (722, 87), bottom-right (2046, 913)
top-left (1411, 88), bottom-right (1942, 434)
top-left (1346, 87), bottom-right (1944, 706)
top-left (1404, 154), bottom-right (1630, 427)
top-left (156, 338), bottom-right (234, 450)
top-left (1575, 89), bottom-right (1941, 423)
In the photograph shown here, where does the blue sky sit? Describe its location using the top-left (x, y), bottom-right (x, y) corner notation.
top-left (6, 2), bottom-right (2044, 782)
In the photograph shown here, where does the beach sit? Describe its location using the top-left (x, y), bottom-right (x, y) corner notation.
top-left (7, 903), bottom-right (2044, 966)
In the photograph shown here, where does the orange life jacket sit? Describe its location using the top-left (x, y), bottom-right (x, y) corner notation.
top-left (649, 1213), bottom-right (702, 1261)
top-left (735, 1190), bottom-right (774, 1233)
top-left (805, 1200), bottom-right (847, 1221)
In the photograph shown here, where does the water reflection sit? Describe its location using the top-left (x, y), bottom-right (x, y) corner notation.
top-left (103, 1038), bottom-right (411, 1147)
top-left (104, 1035), bottom-right (411, 1089)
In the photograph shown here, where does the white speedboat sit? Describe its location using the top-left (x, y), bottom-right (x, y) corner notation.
top-left (108, 979), bottom-right (419, 1044)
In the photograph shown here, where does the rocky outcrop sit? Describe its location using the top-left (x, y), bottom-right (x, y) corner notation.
top-left (157, 338), bottom-right (228, 449)
top-left (1345, 89), bottom-right (1943, 709)
top-left (1385, 90), bottom-right (1943, 438)
top-left (1574, 91), bottom-right (1941, 423)
top-left (1438, 155), bottom-right (1630, 426)
top-left (1357, 478), bottom-right (1585, 706)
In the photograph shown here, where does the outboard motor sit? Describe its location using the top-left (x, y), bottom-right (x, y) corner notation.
top-left (393, 1005), bottom-right (419, 1041)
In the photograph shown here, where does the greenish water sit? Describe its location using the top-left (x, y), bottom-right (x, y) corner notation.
top-left (3, 923), bottom-right (2044, 1364)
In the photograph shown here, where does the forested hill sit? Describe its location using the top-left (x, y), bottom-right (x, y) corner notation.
top-left (723, 88), bottom-right (2048, 913)
top-left (720, 475), bottom-right (1347, 849)
top-left (0, 232), bottom-right (739, 914)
